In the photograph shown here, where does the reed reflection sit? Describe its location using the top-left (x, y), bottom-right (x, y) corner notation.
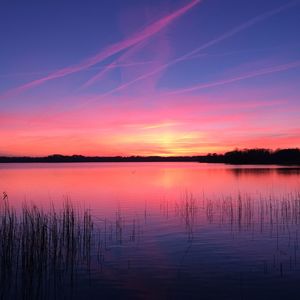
top-left (1, 163), bottom-right (300, 299)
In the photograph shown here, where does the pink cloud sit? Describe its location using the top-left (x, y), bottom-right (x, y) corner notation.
top-left (1, 90), bottom-right (298, 156)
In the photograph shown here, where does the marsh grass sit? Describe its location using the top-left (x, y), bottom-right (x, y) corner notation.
top-left (2, 190), bottom-right (300, 298)
top-left (203, 192), bottom-right (300, 232)
top-left (170, 191), bottom-right (300, 232)
top-left (169, 191), bottom-right (300, 278)
top-left (0, 197), bottom-right (94, 300)
top-left (0, 195), bottom-right (145, 299)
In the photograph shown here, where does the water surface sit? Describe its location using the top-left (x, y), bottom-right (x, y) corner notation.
top-left (1, 162), bottom-right (300, 299)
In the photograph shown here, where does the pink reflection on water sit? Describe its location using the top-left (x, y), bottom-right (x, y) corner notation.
top-left (0, 163), bottom-right (299, 215)
top-left (1, 162), bottom-right (300, 298)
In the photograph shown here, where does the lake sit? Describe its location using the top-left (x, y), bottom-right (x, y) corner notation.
top-left (1, 162), bottom-right (300, 299)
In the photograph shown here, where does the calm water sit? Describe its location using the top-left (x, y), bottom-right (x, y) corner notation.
top-left (1, 162), bottom-right (300, 299)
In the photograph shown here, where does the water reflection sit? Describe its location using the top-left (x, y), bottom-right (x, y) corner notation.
top-left (0, 199), bottom-right (95, 300)
top-left (0, 163), bottom-right (300, 299)
top-left (229, 167), bottom-right (300, 176)
top-left (1, 191), bottom-right (300, 299)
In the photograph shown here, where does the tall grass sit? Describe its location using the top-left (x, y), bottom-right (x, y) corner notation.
top-left (170, 191), bottom-right (300, 231)
top-left (2, 190), bottom-right (300, 298)
top-left (0, 197), bottom-right (94, 299)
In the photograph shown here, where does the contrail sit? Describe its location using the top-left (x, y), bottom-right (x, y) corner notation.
top-left (93, 0), bottom-right (299, 98)
top-left (166, 60), bottom-right (300, 95)
top-left (177, 0), bottom-right (300, 61)
top-left (81, 42), bottom-right (147, 89)
top-left (0, 61), bottom-right (153, 79)
top-left (0, 0), bottom-right (201, 99)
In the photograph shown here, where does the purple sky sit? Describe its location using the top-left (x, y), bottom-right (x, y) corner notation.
top-left (0, 0), bottom-right (300, 156)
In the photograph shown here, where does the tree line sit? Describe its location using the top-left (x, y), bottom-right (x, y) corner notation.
top-left (0, 148), bottom-right (299, 165)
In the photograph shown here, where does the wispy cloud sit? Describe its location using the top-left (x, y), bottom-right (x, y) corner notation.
top-left (0, 61), bottom-right (154, 79)
top-left (166, 60), bottom-right (300, 95)
top-left (0, 0), bottom-right (201, 99)
top-left (180, 0), bottom-right (300, 60)
top-left (90, 0), bottom-right (299, 99)
top-left (80, 42), bottom-right (147, 89)
top-left (1, 93), bottom-right (298, 156)
top-left (123, 122), bottom-right (180, 130)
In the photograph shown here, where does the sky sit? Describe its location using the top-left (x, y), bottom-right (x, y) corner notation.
top-left (0, 0), bottom-right (300, 156)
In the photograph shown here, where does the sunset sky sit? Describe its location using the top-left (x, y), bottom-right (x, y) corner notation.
top-left (1, 0), bottom-right (300, 156)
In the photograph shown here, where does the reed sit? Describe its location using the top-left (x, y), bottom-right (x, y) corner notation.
top-left (0, 196), bottom-right (94, 299)
top-left (171, 191), bottom-right (300, 234)
top-left (2, 190), bottom-right (300, 298)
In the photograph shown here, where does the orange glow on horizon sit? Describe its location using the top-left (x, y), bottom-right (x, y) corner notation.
top-left (1, 86), bottom-right (299, 157)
